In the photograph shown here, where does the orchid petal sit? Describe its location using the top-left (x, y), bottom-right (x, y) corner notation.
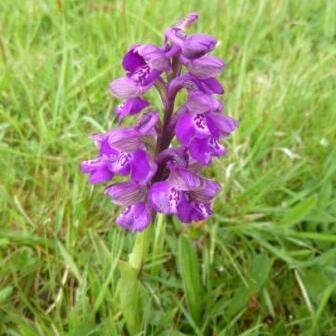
top-left (107, 128), bottom-right (141, 152)
top-left (189, 137), bottom-right (226, 166)
top-left (187, 56), bottom-right (225, 79)
top-left (109, 77), bottom-right (143, 100)
top-left (115, 97), bottom-right (149, 122)
top-left (168, 166), bottom-right (202, 190)
top-left (135, 111), bottom-right (159, 135)
top-left (182, 33), bottom-right (217, 59)
top-left (189, 179), bottom-right (221, 203)
top-left (81, 159), bottom-right (114, 184)
top-left (130, 149), bottom-right (157, 185)
top-left (176, 112), bottom-right (194, 146)
top-left (177, 197), bottom-right (212, 223)
top-left (116, 202), bottom-right (151, 232)
top-left (105, 182), bottom-right (145, 206)
top-left (206, 112), bottom-right (238, 138)
top-left (148, 181), bottom-right (181, 214)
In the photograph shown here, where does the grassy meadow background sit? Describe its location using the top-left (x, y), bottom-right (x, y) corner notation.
top-left (1, 0), bottom-right (336, 335)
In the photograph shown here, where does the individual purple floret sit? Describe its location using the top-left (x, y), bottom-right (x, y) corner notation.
top-left (81, 12), bottom-right (238, 232)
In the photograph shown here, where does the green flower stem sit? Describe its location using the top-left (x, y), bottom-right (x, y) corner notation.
top-left (151, 213), bottom-right (166, 276)
top-left (118, 221), bottom-right (154, 335)
top-left (128, 224), bottom-right (152, 271)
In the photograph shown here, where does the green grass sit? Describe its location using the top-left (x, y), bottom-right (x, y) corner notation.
top-left (1, 0), bottom-right (336, 335)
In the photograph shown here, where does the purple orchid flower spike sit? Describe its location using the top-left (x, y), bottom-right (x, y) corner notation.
top-left (81, 12), bottom-right (238, 232)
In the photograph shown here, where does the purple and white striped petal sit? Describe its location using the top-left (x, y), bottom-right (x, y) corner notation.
top-left (177, 195), bottom-right (212, 223)
top-left (133, 44), bottom-right (171, 72)
top-left (187, 56), bottom-right (225, 79)
top-left (189, 137), bottom-right (227, 166)
top-left (81, 159), bottom-right (114, 184)
top-left (206, 113), bottom-right (238, 138)
top-left (135, 111), bottom-right (159, 135)
top-left (124, 44), bottom-right (170, 73)
top-left (168, 74), bottom-right (224, 97)
top-left (176, 109), bottom-right (212, 145)
top-left (130, 149), bottom-right (157, 185)
top-left (98, 138), bottom-right (119, 157)
top-left (168, 166), bottom-right (202, 190)
top-left (116, 202), bottom-right (152, 232)
top-left (148, 181), bottom-right (181, 214)
top-left (108, 152), bottom-right (133, 176)
top-left (182, 34), bottom-right (217, 59)
top-left (105, 182), bottom-right (145, 206)
top-left (109, 77), bottom-right (142, 100)
top-left (189, 179), bottom-right (221, 203)
top-left (107, 128), bottom-right (142, 152)
top-left (191, 113), bottom-right (211, 138)
top-left (115, 97), bottom-right (149, 122)
top-left (156, 147), bottom-right (189, 167)
top-left (130, 67), bottom-right (161, 87)
top-left (185, 93), bottom-right (218, 113)
top-left (175, 112), bottom-right (195, 146)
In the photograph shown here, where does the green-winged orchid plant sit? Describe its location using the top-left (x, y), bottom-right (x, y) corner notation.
top-left (81, 12), bottom-right (238, 231)
top-left (81, 12), bottom-right (238, 334)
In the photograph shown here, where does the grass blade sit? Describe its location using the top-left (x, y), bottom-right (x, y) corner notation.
top-left (178, 235), bottom-right (204, 324)
top-left (280, 195), bottom-right (317, 227)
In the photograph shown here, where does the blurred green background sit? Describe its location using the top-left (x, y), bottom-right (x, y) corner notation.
top-left (0, 0), bottom-right (335, 335)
